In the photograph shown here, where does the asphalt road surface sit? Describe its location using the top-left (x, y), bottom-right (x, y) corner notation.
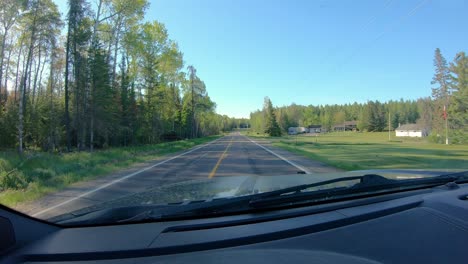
top-left (17, 133), bottom-right (341, 220)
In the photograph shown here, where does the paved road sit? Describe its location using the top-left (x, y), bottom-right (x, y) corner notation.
top-left (17, 133), bottom-right (341, 220)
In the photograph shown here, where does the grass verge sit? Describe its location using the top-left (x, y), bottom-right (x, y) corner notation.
top-left (248, 132), bottom-right (468, 171)
top-left (0, 136), bottom-right (221, 208)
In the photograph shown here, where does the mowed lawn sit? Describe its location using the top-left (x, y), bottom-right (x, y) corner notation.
top-left (246, 131), bottom-right (468, 171)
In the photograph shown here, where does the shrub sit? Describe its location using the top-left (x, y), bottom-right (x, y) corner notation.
top-left (0, 170), bottom-right (28, 190)
top-left (160, 131), bottom-right (182, 142)
top-left (427, 132), bottom-right (443, 144)
top-left (31, 168), bottom-right (56, 182)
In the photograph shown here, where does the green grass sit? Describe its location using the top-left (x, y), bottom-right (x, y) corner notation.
top-left (250, 132), bottom-right (468, 171)
top-left (0, 136), bottom-right (221, 207)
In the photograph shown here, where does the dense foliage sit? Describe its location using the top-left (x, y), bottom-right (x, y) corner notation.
top-left (0, 0), bottom-right (239, 152)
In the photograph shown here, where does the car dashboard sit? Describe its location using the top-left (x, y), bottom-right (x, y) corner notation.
top-left (1, 183), bottom-right (468, 264)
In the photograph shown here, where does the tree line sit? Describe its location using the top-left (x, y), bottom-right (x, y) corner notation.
top-left (251, 49), bottom-right (468, 144)
top-left (250, 98), bottom-right (420, 133)
top-left (0, 0), bottom-right (238, 153)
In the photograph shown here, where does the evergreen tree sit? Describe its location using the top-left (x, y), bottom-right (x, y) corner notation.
top-left (431, 48), bottom-right (451, 137)
top-left (366, 101), bottom-right (386, 132)
top-left (448, 52), bottom-right (468, 143)
top-left (263, 97), bottom-right (281, 136)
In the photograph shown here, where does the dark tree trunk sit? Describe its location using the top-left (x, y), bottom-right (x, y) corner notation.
top-left (14, 38), bottom-right (24, 101)
top-left (3, 38), bottom-right (13, 98)
top-left (64, 21), bottom-right (72, 152)
top-left (0, 28), bottom-right (8, 104)
top-left (18, 6), bottom-right (39, 154)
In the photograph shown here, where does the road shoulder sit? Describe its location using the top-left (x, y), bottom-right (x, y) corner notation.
top-left (14, 138), bottom-right (223, 216)
top-left (246, 136), bottom-right (343, 173)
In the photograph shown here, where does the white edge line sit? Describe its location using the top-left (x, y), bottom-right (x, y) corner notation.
top-left (32, 138), bottom-right (223, 217)
top-left (246, 137), bottom-right (312, 174)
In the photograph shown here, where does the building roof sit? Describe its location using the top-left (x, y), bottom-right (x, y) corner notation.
top-left (344, 121), bottom-right (358, 126)
top-left (333, 121), bottom-right (358, 128)
top-left (396, 124), bottom-right (425, 131)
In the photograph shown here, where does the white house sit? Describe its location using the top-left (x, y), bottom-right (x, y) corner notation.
top-left (395, 124), bottom-right (428, 138)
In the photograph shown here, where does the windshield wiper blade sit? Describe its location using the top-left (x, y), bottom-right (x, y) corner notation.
top-left (254, 174), bottom-right (396, 199)
top-left (115, 197), bottom-right (255, 223)
top-left (118, 174), bottom-right (429, 222)
top-left (59, 171), bottom-right (468, 225)
top-left (57, 196), bottom-right (255, 225)
top-left (249, 171), bottom-right (468, 208)
top-left (439, 170), bottom-right (468, 180)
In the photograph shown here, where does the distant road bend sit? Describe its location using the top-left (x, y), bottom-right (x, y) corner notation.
top-left (22, 133), bottom-right (341, 219)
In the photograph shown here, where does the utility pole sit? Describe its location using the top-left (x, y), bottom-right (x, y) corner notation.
top-left (191, 75), bottom-right (194, 138)
top-left (445, 116), bottom-right (448, 145)
top-left (444, 105), bottom-right (448, 145)
top-left (343, 118), bottom-right (346, 133)
top-left (188, 66), bottom-right (196, 138)
top-left (388, 111), bottom-right (391, 141)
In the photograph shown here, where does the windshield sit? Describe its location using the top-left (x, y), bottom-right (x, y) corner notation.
top-left (0, 0), bottom-right (467, 225)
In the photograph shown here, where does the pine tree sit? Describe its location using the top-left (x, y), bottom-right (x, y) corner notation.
top-left (89, 46), bottom-right (113, 150)
top-left (448, 52), bottom-right (468, 143)
top-left (431, 48), bottom-right (450, 137)
top-left (263, 97), bottom-right (281, 137)
top-left (366, 101), bottom-right (386, 132)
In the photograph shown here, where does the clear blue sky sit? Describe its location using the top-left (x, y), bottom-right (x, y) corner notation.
top-left (59, 0), bottom-right (468, 118)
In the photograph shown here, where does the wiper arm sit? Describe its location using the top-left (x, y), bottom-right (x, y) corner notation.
top-left (59, 171), bottom-right (468, 225)
top-left (57, 196), bottom-right (255, 226)
top-left (118, 175), bottom-right (391, 222)
top-left (249, 171), bottom-right (468, 208)
top-left (117, 196), bottom-right (254, 223)
top-left (254, 174), bottom-right (396, 199)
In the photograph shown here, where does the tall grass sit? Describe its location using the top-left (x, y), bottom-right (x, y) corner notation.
top-left (0, 136), bottom-right (220, 207)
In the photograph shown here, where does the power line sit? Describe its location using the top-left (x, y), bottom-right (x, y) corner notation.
top-left (329, 0), bottom-right (430, 73)
top-left (359, 0), bottom-right (395, 33)
top-left (319, 0), bottom-right (394, 65)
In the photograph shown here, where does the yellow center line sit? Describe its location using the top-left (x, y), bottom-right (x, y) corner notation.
top-left (208, 137), bottom-right (234, 178)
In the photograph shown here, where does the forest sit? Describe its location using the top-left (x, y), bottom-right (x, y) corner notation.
top-left (0, 0), bottom-right (241, 153)
top-left (250, 48), bottom-right (468, 144)
top-left (0, 0), bottom-right (467, 153)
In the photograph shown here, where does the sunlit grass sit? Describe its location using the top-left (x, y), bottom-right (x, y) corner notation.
top-left (0, 136), bottom-right (220, 207)
top-left (252, 132), bottom-right (468, 171)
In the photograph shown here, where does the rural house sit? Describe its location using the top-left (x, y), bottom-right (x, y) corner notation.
top-left (333, 121), bottom-right (358, 131)
top-left (308, 125), bottom-right (322, 133)
top-left (395, 124), bottom-right (428, 138)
